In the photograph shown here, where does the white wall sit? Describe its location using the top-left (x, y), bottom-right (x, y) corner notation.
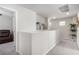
top-left (0, 15), bottom-right (13, 32)
top-left (36, 15), bottom-right (46, 24)
top-left (17, 8), bottom-right (36, 32)
top-left (77, 27), bottom-right (79, 48)
top-left (0, 5), bottom-right (37, 32)
top-left (77, 12), bottom-right (79, 48)
top-left (0, 5), bottom-right (37, 54)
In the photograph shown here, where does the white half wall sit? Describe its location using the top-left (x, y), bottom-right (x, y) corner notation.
top-left (17, 32), bottom-right (32, 55)
top-left (32, 31), bottom-right (57, 55)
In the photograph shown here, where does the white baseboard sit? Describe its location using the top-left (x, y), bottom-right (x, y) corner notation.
top-left (43, 43), bottom-right (57, 55)
top-left (18, 43), bottom-right (57, 55)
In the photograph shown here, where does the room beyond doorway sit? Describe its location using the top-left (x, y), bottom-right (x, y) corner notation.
top-left (0, 6), bottom-right (17, 55)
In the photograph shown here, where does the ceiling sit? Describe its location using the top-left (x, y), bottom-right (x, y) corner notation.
top-left (0, 7), bottom-right (14, 17)
top-left (19, 4), bottom-right (79, 19)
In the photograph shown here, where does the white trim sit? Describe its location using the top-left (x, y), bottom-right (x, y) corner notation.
top-left (43, 43), bottom-right (57, 55)
top-left (0, 5), bottom-right (17, 53)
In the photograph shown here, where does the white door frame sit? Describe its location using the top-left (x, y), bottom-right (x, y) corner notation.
top-left (0, 5), bottom-right (17, 52)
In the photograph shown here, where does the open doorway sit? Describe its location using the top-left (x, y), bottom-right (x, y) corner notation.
top-left (47, 15), bottom-right (79, 55)
top-left (0, 7), bottom-right (17, 55)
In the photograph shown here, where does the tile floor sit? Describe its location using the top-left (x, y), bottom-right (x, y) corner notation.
top-left (47, 39), bottom-right (79, 55)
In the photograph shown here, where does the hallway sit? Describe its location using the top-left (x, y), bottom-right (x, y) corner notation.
top-left (47, 39), bottom-right (79, 55)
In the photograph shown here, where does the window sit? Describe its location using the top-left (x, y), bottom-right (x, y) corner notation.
top-left (59, 21), bottom-right (65, 26)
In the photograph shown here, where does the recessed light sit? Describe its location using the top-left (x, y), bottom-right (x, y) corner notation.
top-left (53, 16), bottom-right (56, 19)
top-left (66, 12), bottom-right (69, 15)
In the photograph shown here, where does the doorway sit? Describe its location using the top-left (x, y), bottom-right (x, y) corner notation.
top-left (0, 7), bottom-right (17, 55)
top-left (50, 16), bottom-right (78, 49)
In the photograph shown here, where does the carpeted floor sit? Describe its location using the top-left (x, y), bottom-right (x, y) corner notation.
top-left (0, 42), bottom-right (17, 55)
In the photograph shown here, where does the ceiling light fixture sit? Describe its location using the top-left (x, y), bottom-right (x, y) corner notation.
top-left (52, 16), bottom-right (56, 19)
top-left (66, 12), bottom-right (69, 15)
